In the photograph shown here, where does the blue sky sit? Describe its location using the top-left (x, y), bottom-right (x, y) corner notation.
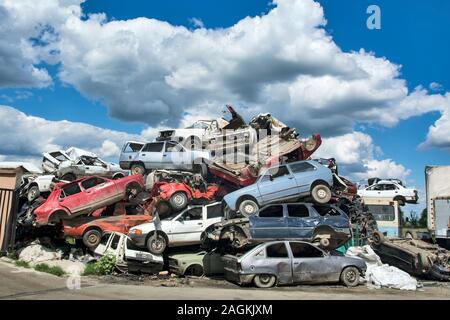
top-left (1, 0), bottom-right (450, 215)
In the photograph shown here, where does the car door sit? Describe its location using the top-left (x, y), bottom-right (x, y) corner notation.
top-left (80, 176), bottom-right (119, 207)
top-left (363, 184), bottom-right (384, 198)
top-left (286, 204), bottom-right (317, 239)
top-left (250, 205), bottom-right (288, 239)
top-left (257, 165), bottom-right (299, 204)
top-left (264, 242), bottom-right (293, 284)
top-left (383, 183), bottom-right (399, 199)
top-left (289, 162), bottom-right (320, 194)
top-left (289, 242), bottom-right (337, 283)
top-left (168, 207), bottom-right (204, 245)
top-left (139, 142), bottom-right (164, 169)
top-left (58, 182), bottom-right (85, 214)
top-left (162, 141), bottom-right (191, 170)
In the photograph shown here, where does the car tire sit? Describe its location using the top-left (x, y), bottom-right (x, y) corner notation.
top-left (238, 199), bottom-right (259, 217)
top-left (340, 267), bottom-right (360, 287)
top-left (371, 230), bottom-right (385, 246)
top-left (27, 185), bottom-right (40, 202)
top-left (131, 163), bottom-right (146, 175)
top-left (193, 163), bottom-right (208, 178)
top-left (83, 229), bottom-right (102, 249)
top-left (61, 173), bottom-right (76, 182)
top-left (319, 238), bottom-right (330, 248)
top-left (126, 183), bottom-right (143, 199)
top-left (169, 192), bottom-right (188, 211)
top-left (184, 264), bottom-right (204, 277)
top-left (253, 274), bottom-right (276, 288)
top-left (394, 196), bottom-right (406, 206)
top-left (311, 184), bottom-right (332, 204)
top-left (147, 233), bottom-right (167, 255)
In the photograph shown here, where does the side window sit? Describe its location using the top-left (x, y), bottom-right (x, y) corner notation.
top-left (50, 151), bottom-right (70, 162)
top-left (266, 243), bottom-right (289, 258)
top-left (123, 143), bottom-right (144, 153)
top-left (81, 177), bottom-right (106, 190)
top-left (259, 205), bottom-right (284, 218)
top-left (60, 183), bottom-right (82, 198)
top-left (290, 162), bottom-right (316, 173)
top-left (142, 143), bottom-right (164, 152)
top-left (100, 234), bottom-right (110, 246)
top-left (287, 204), bottom-right (309, 218)
top-left (182, 207), bottom-right (203, 221)
top-left (260, 166), bottom-right (290, 182)
top-left (165, 142), bottom-right (183, 152)
top-left (289, 242), bottom-right (324, 258)
top-left (313, 205), bottom-right (342, 216)
top-left (110, 234), bottom-right (121, 250)
top-left (384, 184), bottom-right (397, 191)
top-left (206, 204), bottom-right (223, 219)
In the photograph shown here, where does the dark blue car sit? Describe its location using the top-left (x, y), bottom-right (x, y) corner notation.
top-left (202, 203), bottom-right (352, 250)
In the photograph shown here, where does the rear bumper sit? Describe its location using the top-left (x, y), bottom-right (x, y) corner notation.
top-left (224, 269), bottom-right (254, 285)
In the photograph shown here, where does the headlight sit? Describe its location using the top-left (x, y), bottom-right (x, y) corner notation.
top-left (130, 229), bottom-right (143, 235)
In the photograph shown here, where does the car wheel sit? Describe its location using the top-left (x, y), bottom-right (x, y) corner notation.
top-left (371, 230), bottom-right (385, 246)
top-left (394, 196), bottom-right (406, 206)
top-left (169, 192), bottom-right (188, 211)
top-left (184, 264), bottom-right (204, 277)
top-left (319, 238), bottom-right (330, 248)
top-left (193, 163), bottom-right (208, 178)
top-left (83, 229), bottom-right (102, 249)
top-left (61, 173), bottom-right (76, 182)
top-left (131, 163), bottom-right (145, 175)
top-left (340, 267), bottom-right (360, 287)
top-left (254, 274), bottom-right (276, 288)
top-left (27, 186), bottom-right (40, 202)
top-left (311, 184), bottom-right (332, 204)
top-left (238, 199), bottom-right (259, 217)
top-left (146, 233), bottom-right (167, 254)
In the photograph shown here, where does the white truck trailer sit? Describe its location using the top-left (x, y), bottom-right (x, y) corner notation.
top-left (425, 166), bottom-right (450, 248)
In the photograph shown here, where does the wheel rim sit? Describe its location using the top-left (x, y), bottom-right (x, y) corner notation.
top-left (259, 274), bottom-right (272, 284)
top-left (244, 203), bottom-right (257, 214)
top-left (29, 188), bottom-right (37, 199)
top-left (152, 237), bottom-right (164, 251)
top-left (317, 189), bottom-right (327, 199)
top-left (133, 166), bottom-right (143, 175)
top-left (173, 194), bottom-right (185, 206)
top-left (87, 233), bottom-right (99, 245)
top-left (345, 270), bottom-right (357, 283)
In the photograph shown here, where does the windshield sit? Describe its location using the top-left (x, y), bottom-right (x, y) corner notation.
top-left (186, 121), bottom-right (211, 129)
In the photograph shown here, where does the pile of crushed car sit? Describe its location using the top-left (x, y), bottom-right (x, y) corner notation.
top-left (10, 106), bottom-right (450, 289)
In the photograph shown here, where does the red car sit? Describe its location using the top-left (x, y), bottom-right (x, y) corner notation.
top-left (33, 175), bottom-right (145, 226)
top-left (155, 181), bottom-right (229, 215)
top-left (63, 215), bottom-right (152, 248)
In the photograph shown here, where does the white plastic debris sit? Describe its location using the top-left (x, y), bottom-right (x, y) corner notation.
top-left (18, 241), bottom-right (62, 264)
top-left (345, 245), bottom-right (418, 291)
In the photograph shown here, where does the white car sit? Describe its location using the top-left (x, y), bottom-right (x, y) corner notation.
top-left (43, 147), bottom-right (128, 181)
top-left (357, 180), bottom-right (418, 205)
top-left (128, 202), bottom-right (224, 254)
top-left (94, 232), bottom-right (164, 274)
top-left (20, 174), bottom-right (58, 202)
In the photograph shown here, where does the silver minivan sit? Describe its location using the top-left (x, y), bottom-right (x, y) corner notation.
top-left (119, 140), bottom-right (211, 175)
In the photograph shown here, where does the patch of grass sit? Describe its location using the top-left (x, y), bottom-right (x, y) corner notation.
top-left (34, 263), bottom-right (65, 277)
top-left (83, 254), bottom-right (116, 276)
top-left (14, 260), bottom-right (30, 268)
top-left (7, 252), bottom-right (18, 260)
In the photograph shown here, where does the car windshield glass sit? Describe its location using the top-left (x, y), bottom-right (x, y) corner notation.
top-left (266, 243), bottom-right (289, 258)
top-left (313, 205), bottom-right (342, 216)
top-left (186, 121), bottom-right (210, 129)
top-left (60, 183), bottom-right (82, 198)
top-left (50, 151), bottom-right (70, 162)
top-left (289, 242), bottom-right (324, 258)
top-left (81, 156), bottom-right (104, 166)
top-left (207, 204), bottom-right (223, 219)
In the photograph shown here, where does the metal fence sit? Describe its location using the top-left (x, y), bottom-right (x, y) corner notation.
top-left (0, 188), bottom-right (18, 255)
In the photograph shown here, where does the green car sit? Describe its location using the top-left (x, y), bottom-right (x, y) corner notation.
top-left (167, 250), bottom-right (224, 277)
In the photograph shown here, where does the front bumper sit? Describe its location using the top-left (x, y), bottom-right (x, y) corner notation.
top-left (128, 233), bottom-right (147, 248)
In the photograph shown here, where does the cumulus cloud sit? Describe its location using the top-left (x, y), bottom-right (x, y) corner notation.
top-left (0, 0), bottom-right (83, 88)
top-left (0, 105), bottom-right (139, 161)
top-left (316, 132), bottom-right (410, 182)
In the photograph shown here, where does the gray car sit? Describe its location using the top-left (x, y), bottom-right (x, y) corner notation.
top-left (119, 140), bottom-right (211, 175)
top-left (222, 241), bottom-right (366, 288)
top-left (223, 160), bottom-right (334, 217)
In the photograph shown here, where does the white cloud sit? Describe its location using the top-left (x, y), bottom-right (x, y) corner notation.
top-left (316, 132), bottom-right (410, 182)
top-left (0, 105), bottom-right (139, 161)
top-left (419, 99), bottom-right (450, 151)
top-left (0, 0), bottom-right (83, 88)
